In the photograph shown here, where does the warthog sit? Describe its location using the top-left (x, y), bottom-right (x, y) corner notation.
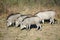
top-left (15, 15), bottom-right (27, 27)
top-left (35, 11), bottom-right (56, 24)
top-left (7, 13), bottom-right (21, 27)
top-left (20, 16), bottom-right (42, 30)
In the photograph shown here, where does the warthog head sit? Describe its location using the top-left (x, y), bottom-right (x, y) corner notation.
top-left (20, 24), bottom-right (26, 29)
top-left (7, 20), bottom-right (12, 27)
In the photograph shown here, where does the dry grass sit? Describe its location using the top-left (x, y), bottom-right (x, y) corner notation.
top-left (0, 4), bottom-right (60, 40)
top-left (0, 12), bottom-right (60, 40)
top-left (6, 5), bottom-right (60, 18)
top-left (0, 0), bottom-right (60, 40)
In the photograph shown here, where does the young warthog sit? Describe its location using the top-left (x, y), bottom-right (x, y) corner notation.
top-left (7, 13), bottom-right (21, 27)
top-left (35, 11), bottom-right (56, 24)
top-left (20, 16), bottom-right (42, 30)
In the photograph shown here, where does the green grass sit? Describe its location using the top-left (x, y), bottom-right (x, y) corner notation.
top-left (0, 33), bottom-right (3, 37)
top-left (36, 37), bottom-right (40, 40)
top-left (58, 39), bottom-right (60, 40)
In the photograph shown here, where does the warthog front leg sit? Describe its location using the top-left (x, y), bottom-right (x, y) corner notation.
top-left (28, 24), bottom-right (30, 30)
top-left (42, 20), bottom-right (44, 24)
top-left (26, 25), bottom-right (28, 30)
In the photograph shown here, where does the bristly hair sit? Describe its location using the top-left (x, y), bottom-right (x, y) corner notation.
top-left (22, 16), bottom-right (37, 22)
top-left (6, 13), bottom-right (20, 20)
top-left (34, 10), bottom-right (53, 16)
top-left (22, 16), bottom-right (30, 22)
top-left (7, 13), bottom-right (14, 20)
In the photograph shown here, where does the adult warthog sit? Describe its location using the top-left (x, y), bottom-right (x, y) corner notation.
top-left (6, 13), bottom-right (21, 27)
top-left (20, 16), bottom-right (42, 30)
top-left (35, 11), bottom-right (56, 24)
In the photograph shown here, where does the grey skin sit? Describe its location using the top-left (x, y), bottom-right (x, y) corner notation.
top-left (20, 16), bottom-right (42, 30)
top-left (7, 14), bottom-right (21, 27)
top-left (15, 15), bottom-right (27, 27)
top-left (35, 11), bottom-right (56, 24)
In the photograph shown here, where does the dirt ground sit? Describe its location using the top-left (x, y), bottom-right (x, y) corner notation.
top-left (0, 14), bottom-right (60, 40)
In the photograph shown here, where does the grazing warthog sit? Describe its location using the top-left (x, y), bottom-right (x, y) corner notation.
top-left (15, 15), bottom-right (27, 27)
top-left (20, 16), bottom-right (42, 30)
top-left (35, 11), bottom-right (56, 24)
top-left (7, 13), bottom-right (21, 27)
